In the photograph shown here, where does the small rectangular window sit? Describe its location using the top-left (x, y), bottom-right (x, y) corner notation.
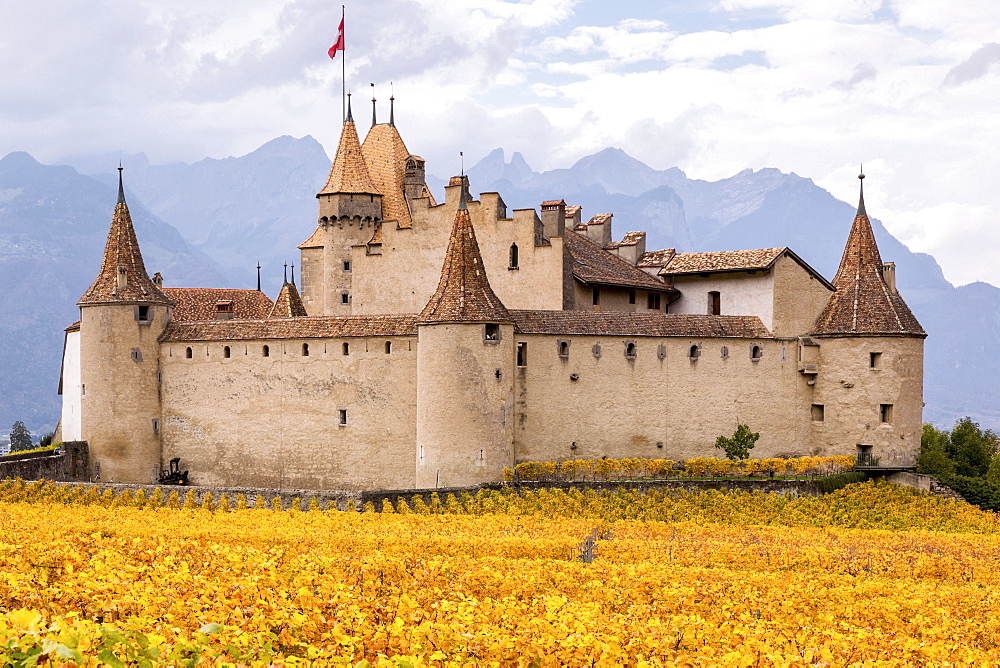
top-left (708, 291), bottom-right (721, 315)
top-left (152, 418), bottom-right (160, 434)
top-left (130, 348), bottom-right (143, 362)
top-left (484, 323), bottom-right (501, 343)
top-left (341, 292), bottom-right (350, 304)
top-left (338, 408), bottom-right (348, 426)
top-left (880, 404), bottom-right (893, 424)
top-left (136, 305), bottom-right (151, 323)
top-left (811, 404), bottom-right (825, 422)
top-left (343, 260), bottom-right (351, 272)
top-left (592, 288), bottom-right (600, 306)
top-left (647, 293), bottom-right (661, 310)
top-left (628, 290), bottom-right (636, 304)
top-left (870, 352), bottom-right (882, 369)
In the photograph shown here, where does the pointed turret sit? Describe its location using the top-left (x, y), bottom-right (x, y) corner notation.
top-left (78, 168), bottom-right (170, 306)
top-left (268, 280), bottom-right (307, 318)
top-left (811, 173), bottom-right (924, 337)
top-left (418, 195), bottom-right (511, 324)
top-left (318, 95), bottom-right (381, 198)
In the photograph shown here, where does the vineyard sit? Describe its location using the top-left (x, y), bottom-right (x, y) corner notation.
top-left (2, 479), bottom-right (1000, 665)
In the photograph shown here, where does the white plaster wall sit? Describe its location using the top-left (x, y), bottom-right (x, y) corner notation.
top-left (669, 273), bottom-right (775, 329)
top-left (60, 330), bottom-right (82, 441)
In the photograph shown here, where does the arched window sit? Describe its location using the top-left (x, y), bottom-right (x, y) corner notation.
top-left (262, 345), bottom-right (270, 357)
top-left (509, 243), bottom-right (519, 269)
top-left (689, 345), bottom-right (700, 360)
top-left (385, 341), bottom-right (392, 354)
top-left (342, 342), bottom-right (350, 355)
top-left (751, 345), bottom-right (763, 361)
top-left (302, 343), bottom-right (310, 356)
top-left (558, 340), bottom-right (570, 358)
top-left (223, 346), bottom-right (231, 358)
top-left (625, 342), bottom-right (637, 359)
top-left (185, 347), bottom-right (193, 359)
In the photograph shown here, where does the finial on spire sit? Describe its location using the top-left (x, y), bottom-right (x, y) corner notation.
top-left (857, 164), bottom-right (867, 216)
top-left (283, 263), bottom-right (288, 285)
top-left (370, 82), bottom-right (376, 126)
top-left (346, 93), bottom-right (354, 122)
top-left (291, 263), bottom-right (296, 287)
top-left (116, 163), bottom-right (126, 204)
top-left (256, 262), bottom-right (261, 292)
top-left (389, 81), bottom-right (395, 127)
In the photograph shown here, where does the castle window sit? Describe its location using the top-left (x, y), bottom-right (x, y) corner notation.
top-left (709, 291), bottom-right (721, 316)
top-left (484, 324), bottom-right (501, 343)
top-left (657, 344), bottom-right (666, 360)
top-left (558, 340), bottom-right (570, 358)
top-left (689, 345), bottom-right (700, 361)
top-left (624, 342), bottom-right (637, 360)
top-left (152, 418), bottom-right (160, 434)
top-left (385, 341), bottom-right (392, 354)
top-left (751, 345), bottom-right (763, 361)
top-left (338, 408), bottom-right (348, 427)
top-left (343, 260), bottom-right (351, 272)
top-left (647, 293), bottom-right (661, 310)
top-left (880, 404), bottom-right (893, 425)
top-left (223, 346), bottom-right (231, 358)
top-left (263, 345), bottom-right (270, 357)
top-left (130, 348), bottom-right (143, 363)
top-left (592, 343), bottom-right (601, 359)
top-left (509, 243), bottom-right (519, 269)
top-left (302, 343), bottom-right (310, 356)
top-left (629, 289), bottom-right (636, 305)
top-left (215, 301), bottom-right (234, 320)
top-left (811, 404), bottom-right (825, 422)
top-left (341, 292), bottom-right (350, 305)
top-left (136, 305), bottom-right (151, 323)
top-left (185, 347), bottom-right (193, 359)
top-left (870, 352), bottom-right (882, 369)
top-left (342, 342), bottom-right (349, 355)
top-left (517, 342), bottom-right (527, 367)
top-left (592, 288), bottom-right (600, 307)
top-left (721, 346), bottom-right (729, 359)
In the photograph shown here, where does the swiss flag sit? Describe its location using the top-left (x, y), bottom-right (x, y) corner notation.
top-left (328, 17), bottom-right (345, 59)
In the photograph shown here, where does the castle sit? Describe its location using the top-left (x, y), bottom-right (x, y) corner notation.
top-left (57, 97), bottom-right (925, 489)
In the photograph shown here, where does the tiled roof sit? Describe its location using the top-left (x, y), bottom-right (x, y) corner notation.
top-left (297, 226), bottom-right (324, 249)
top-left (811, 190), bottom-right (924, 337)
top-left (368, 223), bottom-right (383, 245)
top-left (637, 248), bottom-right (676, 268)
top-left (65, 321), bottom-right (80, 333)
top-left (163, 288), bottom-right (274, 322)
top-left (574, 213), bottom-right (612, 231)
top-left (160, 315), bottom-right (418, 342)
top-left (605, 231), bottom-right (645, 249)
top-left (564, 205), bottom-right (581, 218)
top-left (318, 120), bottom-right (380, 196)
top-left (510, 310), bottom-right (771, 338)
top-left (541, 199), bottom-right (566, 208)
top-left (565, 232), bottom-right (671, 291)
top-left (361, 124), bottom-right (412, 228)
top-left (659, 248), bottom-right (786, 275)
top-left (268, 282), bottom-right (308, 318)
top-left (418, 205), bottom-right (512, 324)
top-left (78, 174), bottom-right (171, 306)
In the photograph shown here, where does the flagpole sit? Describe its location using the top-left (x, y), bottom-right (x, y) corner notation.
top-left (341, 5), bottom-right (346, 122)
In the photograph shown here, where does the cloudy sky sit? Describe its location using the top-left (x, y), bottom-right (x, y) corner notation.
top-left (2, 0), bottom-right (998, 286)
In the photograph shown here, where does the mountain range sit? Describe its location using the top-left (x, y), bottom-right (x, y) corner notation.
top-left (1, 139), bottom-right (996, 436)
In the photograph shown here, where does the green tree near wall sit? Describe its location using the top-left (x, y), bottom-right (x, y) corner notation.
top-left (918, 418), bottom-right (1000, 512)
top-left (916, 423), bottom-right (956, 477)
top-left (947, 417), bottom-right (998, 478)
top-left (9, 421), bottom-right (32, 452)
top-left (714, 422), bottom-right (760, 461)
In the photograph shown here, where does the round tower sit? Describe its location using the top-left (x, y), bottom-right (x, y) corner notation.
top-left (76, 168), bottom-right (172, 483)
top-left (415, 189), bottom-right (515, 488)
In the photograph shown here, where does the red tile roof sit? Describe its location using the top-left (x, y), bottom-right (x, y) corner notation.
top-left (297, 226), bottom-right (324, 249)
top-left (605, 231), bottom-right (645, 249)
top-left (637, 248), bottom-right (676, 268)
top-left (163, 288), bottom-right (274, 322)
top-left (510, 310), bottom-right (770, 338)
top-left (160, 315), bottom-right (418, 342)
top-left (318, 120), bottom-right (380, 196)
top-left (812, 191), bottom-right (924, 337)
top-left (362, 123), bottom-right (412, 228)
top-left (418, 205), bottom-right (512, 324)
top-left (78, 176), bottom-right (171, 306)
top-left (565, 232), bottom-right (672, 292)
top-left (268, 282), bottom-right (308, 318)
top-left (659, 248), bottom-right (786, 275)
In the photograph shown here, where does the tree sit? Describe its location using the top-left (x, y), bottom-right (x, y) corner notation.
top-left (9, 421), bottom-right (32, 452)
top-left (916, 423), bottom-right (956, 477)
top-left (714, 422), bottom-right (760, 461)
top-left (946, 417), bottom-right (998, 478)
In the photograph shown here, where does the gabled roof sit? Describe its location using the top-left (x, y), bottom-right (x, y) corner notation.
top-left (637, 248), bottom-right (676, 268)
top-left (605, 231), bottom-right (645, 250)
top-left (811, 181), bottom-right (924, 337)
top-left (268, 282), bottom-right (308, 318)
top-left (297, 226), bottom-right (324, 249)
top-left (565, 232), bottom-right (672, 292)
top-left (318, 116), bottom-right (380, 196)
top-left (418, 202), bottom-right (511, 324)
top-left (361, 123), bottom-right (412, 227)
top-left (160, 315), bottom-right (418, 342)
top-left (574, 212), bottom-right (612, 231)
top-left (163, 288), bottom-right (274, 322)
top-left (510, 310), bottom-right (770, 339)
top-left (78, 171), bottom-right (171, 306)
top-left (658, 247), bottom-right (834, 289)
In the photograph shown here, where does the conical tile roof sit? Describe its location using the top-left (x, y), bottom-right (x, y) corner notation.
top-left (318, 103), bottom-right (380, 196)
top-left (812, 178), bottom-right (924, 337)
top-left (78, 170), bottom-right (171, 306)
top-left (418, 197), bottom-right (511, 324)
top-left (268, 281), bottom-right (308, 318)
top-left (362, 123), bottom-right (411, 227)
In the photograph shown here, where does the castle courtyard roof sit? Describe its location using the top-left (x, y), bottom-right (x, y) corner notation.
top-left (160, 314), bottom-right (419, 342)
top-left (511, 310), bottom-right (770, 338)
top-left (163, 288), bottom-right (274, 321)
top-left (565, 232), bottom-right (673, 292)
top-left (659, 247), bottom-right (834, 288)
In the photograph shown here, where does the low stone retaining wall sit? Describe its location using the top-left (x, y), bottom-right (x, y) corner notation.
top-left (0, 442), bottom-right (88, 482)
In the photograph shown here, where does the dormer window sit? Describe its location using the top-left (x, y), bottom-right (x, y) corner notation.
top-left (215, 300), bottom-right (234, 320)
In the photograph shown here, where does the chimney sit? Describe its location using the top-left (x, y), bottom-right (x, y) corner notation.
top-left (152, 272), bottom-right (163, 289)
top-left (540, 199), bottom-right (566, 238)
top-left (882, 262), bottom-right (896, 294)
top-left (116, 265), bottom-right (127, 290)
top-left (446, 175), bottom-right (470, 207)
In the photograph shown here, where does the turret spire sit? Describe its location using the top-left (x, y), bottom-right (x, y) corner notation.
top-left (346, 93), bottom-right (354, 122)
top-left (283, 263), bottom-right (288, 285)
top-left (117, 164), bottom-right (125, 204)
top-left (857, 165), bottom-right (866, 216)
top-left (389, 82), bottom-right (395, 127)
top-left (371, 82), bottom-right (377, 127)
top-left (318, 92), bottom-right (380, 196)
